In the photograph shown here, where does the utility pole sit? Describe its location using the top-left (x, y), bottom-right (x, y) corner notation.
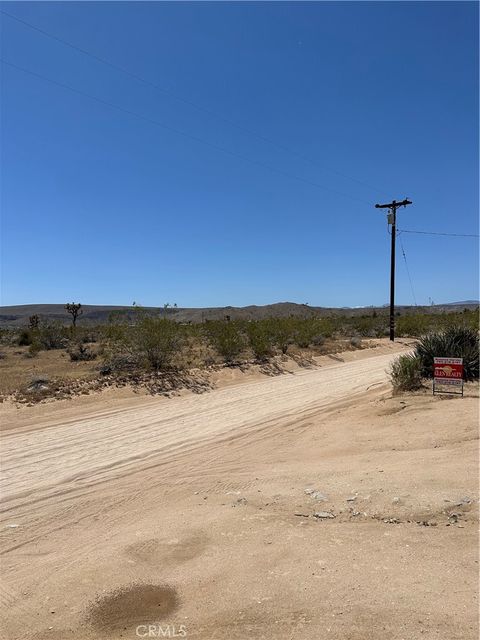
top-left (375, 198), bottom-right (412, 341)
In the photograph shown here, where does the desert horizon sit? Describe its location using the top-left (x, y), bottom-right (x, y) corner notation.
top-left (1, 1), bottom-right (478, 639)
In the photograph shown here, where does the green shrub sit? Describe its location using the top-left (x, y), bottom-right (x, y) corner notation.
top-left (130, 317), bottom-right (183, 370)
top-left (414, 326), bottom-right (479, 381)
top-left (102, 315), bottom-right (183, 371)
top-left (292, 320), bottom-right (311, 348)
top-left (247, 321), bottom-right (274, 361)
top-left (396, 314), bottom-right (431, 337)
top-left (18, 329), bottom-right (33, 346)
top-left (389, 353), bottom-right (423, 392)
top-left (26, 341), bottom-right (41, 358)
top-left (267, 318), bottom-right (295, 354)
top-left (205, 321), bottom-right (246, 363)
top-left (18, 323), bottom-right (68, 350)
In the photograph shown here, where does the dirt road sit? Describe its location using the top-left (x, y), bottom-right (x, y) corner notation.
top-left (0, 345), bottom-right (478, 639)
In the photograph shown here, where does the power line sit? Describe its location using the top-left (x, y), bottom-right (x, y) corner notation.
top-left (0, 8), bottom-right (387, 198)
top-left (399, 234), bottom-right (417, 306)
top-left (398, 229), bottom-right (479, 238)
top-left (1, 58), bottom-right (372, 205)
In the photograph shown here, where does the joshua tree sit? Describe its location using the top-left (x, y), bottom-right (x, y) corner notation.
top-left (65, 302), bottom-right (83, 328)
top-left (28, 314), bottom-right (40, 329)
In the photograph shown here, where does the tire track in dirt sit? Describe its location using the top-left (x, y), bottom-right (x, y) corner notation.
top-left (0, 353), bottom-right (400, 517)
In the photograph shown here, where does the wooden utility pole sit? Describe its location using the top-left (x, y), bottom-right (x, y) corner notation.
top-left (375, 198), bottom-right (412, 341)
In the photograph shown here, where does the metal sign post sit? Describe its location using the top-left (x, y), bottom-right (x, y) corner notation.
top-left (433, 357), bottom-right (464, 397)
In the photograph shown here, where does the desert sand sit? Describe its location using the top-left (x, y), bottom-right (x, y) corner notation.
top-left (0, 342), bottom-right (478, 639)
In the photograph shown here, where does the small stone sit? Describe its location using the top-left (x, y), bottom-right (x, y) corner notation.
top-left (454, 496), bottom-right (472, 506)
top-left (304, 489), bottom-right (328, 502)
top-left (346, 496), bottom-right (357, 502)
top-left (313, 511), bottom-right (336, 519)
top-left (392, 497), bottom-right (401, 504)
top-left (311, 492), bottom-right (328, 502)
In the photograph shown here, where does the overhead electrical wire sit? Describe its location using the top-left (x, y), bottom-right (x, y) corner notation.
top-left (398, 229), bottom-right (479, 238)
top-left (3, 10), bottom-right (478, 234)
top-left (1, 58), bottom-right (373, 205)
top-left (0, 8), bottom-right (387, 198)
top-left (399, 234), bottom-right (417, 306)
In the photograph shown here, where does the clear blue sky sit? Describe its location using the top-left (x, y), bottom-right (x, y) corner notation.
top-left (1, 1), bottom-right (478, 308)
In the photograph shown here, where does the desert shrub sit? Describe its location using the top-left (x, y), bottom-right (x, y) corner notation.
top-left (101, 315), bottom-right (183, 371)
top-left (267, 318), bottom-right (295, 354)
top-left (414, 326), bottom-right (479, 381)
top-left (26, 342), bottom-right (41, 358)
top-left (389, 353), bottom-right (423, 392)
top-left (349, 336), bottom-right (362, 348)
top-left (348, 316), bottom-right (386, 337)
top-left (99, 353), bottom-right (140, 375)
top-left (129, 317), bottom-right (183, 370)
top-left (103, 320), bottom-right (128, 344)
top-left (38, 323), bottom-right (68, 350)
top-left (318, 318), bottom-right (335, 338)
top-left (205, 320), bottom-right (246, 363)
top-left (18, 329), bottom-right (33, 346)
top-left (75, 327), bottom-right (101, 344)
top-left (396, 314), bottom-right (431, 337)
top-left (247, 321), bottom-right (274, 361)
top-left (292, 318), bottom-right (335, 348)
top-left (0, 329), bottom-right (16, 346)
top-left (293, 323), bottom-right (315, 348)
top-left (68, 342), bottom-right (97, 362)
top-left (311, 334), bottom-right (325, 347)
top-left (28, 374), bottom-right (50, 388)
top-left (18, 322), bottom-right (68, 350)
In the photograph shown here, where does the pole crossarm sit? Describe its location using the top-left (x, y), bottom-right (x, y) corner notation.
top-left (375, 198), bottom-right (412, 210)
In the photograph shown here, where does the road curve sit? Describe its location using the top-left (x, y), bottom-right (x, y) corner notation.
top-left (0, 351), bottom-right (401, 514)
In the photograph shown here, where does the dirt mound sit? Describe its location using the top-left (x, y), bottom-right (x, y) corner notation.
top-left (86, 583), bottom-right (179, 633)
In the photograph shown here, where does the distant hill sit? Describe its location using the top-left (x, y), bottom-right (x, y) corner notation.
top-left (0, 301), bottom-right (477, 328)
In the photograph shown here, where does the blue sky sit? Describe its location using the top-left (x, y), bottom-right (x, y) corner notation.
top-left (1, 1), bottom-right (478, 308)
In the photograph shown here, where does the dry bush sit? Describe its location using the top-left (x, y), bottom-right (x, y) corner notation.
top-left (389, 354), bottom-right (423, 393)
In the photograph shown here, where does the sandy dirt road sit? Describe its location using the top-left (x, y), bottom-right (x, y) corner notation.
top-left (0, 345), bottom-right (478, 639)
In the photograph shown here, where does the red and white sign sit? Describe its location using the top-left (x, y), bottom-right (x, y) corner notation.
top-left (433, 357), bottom-right (463, 385)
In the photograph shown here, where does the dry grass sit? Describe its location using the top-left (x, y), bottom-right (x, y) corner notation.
top-left (0, 345), bottom-right (99, 397)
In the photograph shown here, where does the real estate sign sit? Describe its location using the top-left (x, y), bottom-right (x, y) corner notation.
top-left (433, 357), bottom-right (464, 395)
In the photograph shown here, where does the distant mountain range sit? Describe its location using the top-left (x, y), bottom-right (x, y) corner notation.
top-left (0, 301), bottom-right (477, 327)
